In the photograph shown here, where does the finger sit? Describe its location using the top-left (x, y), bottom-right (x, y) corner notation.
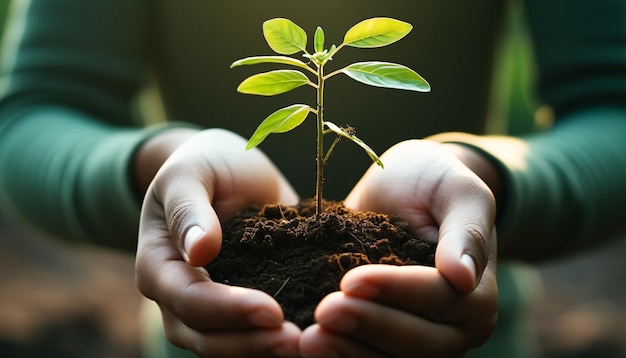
top-left (137, 252), bottom-right (285, 331)
top-left (163, 309), bottom-right (301, 358)
top-left (436, 223), bottom-right (496, 294)
top-left (147, 129), bottom-right (299, 267)
top-left (340, 264), bottom-right (498, 343)
top-left (145, 154), bottom-right (223, 267)
top-left (340, 265), bottom-right (456, 319)
top-left (137, 190), bottom-right (209, 296)
top-left (137, 208), bottom-right (284, 331)
top-left (434, 177), bottom-right (496, 293)
top-left (312, 292), bottom-right (468, 357)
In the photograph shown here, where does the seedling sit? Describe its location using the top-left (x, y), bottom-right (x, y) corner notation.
top-left (231, 17), bottom-right (430, 215)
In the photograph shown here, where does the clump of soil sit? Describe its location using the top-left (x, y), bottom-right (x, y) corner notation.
top-left (205, 199), bottom-right (436, 329)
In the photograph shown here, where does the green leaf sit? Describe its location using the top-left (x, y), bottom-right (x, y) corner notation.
top-left (341, 62), bottom-right (430, 92)
top-left (327, 44), bottom-right (337, 59)
top-left (231, 56), bottom-right (312, 71)
top-left (343, 17), bottom-right (412, 48)
top-left (324, 121), bottom-right (384, 168)
top-left (314, 26), bottom-right (325, 53)
top-left (263, 18), bottom-right (307, 55)
top-left (247, 104), bottom-right (313, 149)
top-left (237, 70), bottom-right (312, 96)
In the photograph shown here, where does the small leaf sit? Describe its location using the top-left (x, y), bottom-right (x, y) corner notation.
top-left (237, 70), bottom-right (312, 96)
top-left (324, 121), bottom-right (384, 168)
top-left (263, 18), bottom-right (307, 55)
top-left (341, 62), bottom-right (430, 92)
top-left (327, 44), bottom-right (337, 59)
top-left (314, 27), bottom-right (325, 53)
top-left (343, 17), bottom-right (412, 48)
top-left (231, 56), bottom-right (312, 71)
top-left (247, 104), bottom-right (313, 149)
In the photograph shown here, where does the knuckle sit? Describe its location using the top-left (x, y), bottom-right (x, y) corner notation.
top-left (464, 223), bottom-right (490, 269)
top-left (166, 198), bottom-right (197, 243)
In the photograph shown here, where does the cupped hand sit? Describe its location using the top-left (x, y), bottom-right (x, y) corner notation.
top-left (135, 129), bottom-right (301, 357)
top-left (299, 139), bottom-right (498, 357)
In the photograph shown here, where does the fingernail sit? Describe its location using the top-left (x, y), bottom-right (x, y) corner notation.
top-left (461, 254), bottom-right (477, 282)
top-left (342, 281), bottom-right (379, 299)
top-left (183, 226), bottom-right (204, 262)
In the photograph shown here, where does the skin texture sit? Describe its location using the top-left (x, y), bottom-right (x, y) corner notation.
top-left (134, 131), bottom-right (499, 357)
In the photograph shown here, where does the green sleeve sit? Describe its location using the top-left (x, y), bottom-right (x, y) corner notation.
top-left (432, 0), bottom-right (626, 261)
top-left (0, 0), bottom-right (179, 250)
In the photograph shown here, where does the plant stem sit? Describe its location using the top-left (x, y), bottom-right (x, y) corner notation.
top-left (322, 134), bottom-right (342, 167)
top-left (315, 64), bottom-right (325, 216)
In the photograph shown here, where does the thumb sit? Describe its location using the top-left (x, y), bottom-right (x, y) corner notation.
top-left (152, 171), bottom-right (223, 267)
top-left (180, 204), bottom-right (223, 267)
top-left (434, 184), bottom-right (496, 293)
top-left (436, 225), bottom-right (496, 293)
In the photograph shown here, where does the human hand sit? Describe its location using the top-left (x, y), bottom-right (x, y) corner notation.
top-left (135, 129), bottom-right (301, 357)
top-left (299, 139), bottom-right (498, 357)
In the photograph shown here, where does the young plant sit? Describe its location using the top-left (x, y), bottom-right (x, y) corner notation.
top-left (231, 17), bottom-right (430, 215)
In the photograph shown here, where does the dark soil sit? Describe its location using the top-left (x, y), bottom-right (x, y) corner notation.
top-left (204, 199), bottom-right (437, 328)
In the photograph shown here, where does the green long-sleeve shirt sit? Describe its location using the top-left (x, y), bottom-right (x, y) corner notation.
top-left (0, 1), bottom-right (625, 356)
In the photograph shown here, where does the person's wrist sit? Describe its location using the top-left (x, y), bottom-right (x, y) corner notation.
top-left (133, 128), bottom-right (200, 194)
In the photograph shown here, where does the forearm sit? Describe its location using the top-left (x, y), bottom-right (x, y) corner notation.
top-left (0, 107), bottom-right (155, 248)
top-left (503, 108), bottom-right (626, 260)
top-left (0, 103), bottom-right (202, 250)
top-left (0, 0), bottom-right (161, 249)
